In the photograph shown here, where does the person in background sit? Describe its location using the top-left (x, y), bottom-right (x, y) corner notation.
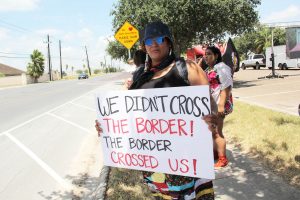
top-left (97, 21), bottom-right (217, 200)
top-left (125, 49), bottom-right (147, 89)
top-left (197, 55), bottom-right (209, 71)
top-left (204, 46), bottom-right (233, 169)
top-left (132, 49), bottom-right (146, 80)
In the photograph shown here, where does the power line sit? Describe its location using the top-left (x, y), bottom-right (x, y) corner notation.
top-left (0, 18), bottom-right (33, 33)
top-left (0, 18), bottom-right (60, 44)
top-left (262, 21), bottom-right (300, 28)
top-left (0, 51), bottom-right (31, 56)
top-left (0, 55), bottom-right (29, 59)
top-left (0, 51), bottom-right (85, 61)
top-left (264, 20), bottom-right (300, 24)
top-left (0, 52), bottom-right (82, 60)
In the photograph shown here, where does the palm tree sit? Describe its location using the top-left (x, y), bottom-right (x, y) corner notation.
top-left (27, 49), bottom-right (45, 83)
top-left (254, 26), bottom-right (286, 54)
top-left (255, 27), bottom-right (271, 54)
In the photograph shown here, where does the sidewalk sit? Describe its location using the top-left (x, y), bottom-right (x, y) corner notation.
top-left (214, 143), bottom-right (300, 200)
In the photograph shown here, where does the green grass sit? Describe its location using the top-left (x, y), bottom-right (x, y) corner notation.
top-left (106, 168), bottom-right (154, 200)
top-left (224, 101), bottom-right (300, 188)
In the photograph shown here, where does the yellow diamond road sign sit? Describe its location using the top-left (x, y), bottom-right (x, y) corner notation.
top-left (114, 21), bottom-right (139, 49)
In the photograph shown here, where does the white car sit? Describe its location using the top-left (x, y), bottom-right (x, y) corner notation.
top-left (241, 54), bottom-right (266, 70)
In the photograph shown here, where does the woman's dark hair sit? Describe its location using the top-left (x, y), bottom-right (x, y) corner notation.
top-left (133, 49), bottom-right (146, 67)
top-left (206, 46), bottom-right (222, 64)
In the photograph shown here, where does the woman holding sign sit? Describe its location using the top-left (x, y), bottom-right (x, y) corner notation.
top-left (204, 46), bottom-right (233, 169)
top-left (96, 21), bottom-right (216, 200)
top-left (97, 21), bottom-right (217, 200)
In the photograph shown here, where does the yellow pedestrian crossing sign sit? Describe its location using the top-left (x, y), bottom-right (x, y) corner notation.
top-left (114, 21), bottom-right (139, 49)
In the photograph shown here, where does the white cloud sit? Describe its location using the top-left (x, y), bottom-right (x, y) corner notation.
top-left (0, 28), bottom-right (9, 39)
top-left (0, 0), bottom-right (40, 11)
top-left (0, 26), bottom-right (129, 72)
top-left (78, 28), bottom-right (94, 43)
top-left (263, 5), bottom-right (300, 23)
top-left (62, 32), bottom-right (76, 41)
top-left (36, 28), bottom-right (62, 36)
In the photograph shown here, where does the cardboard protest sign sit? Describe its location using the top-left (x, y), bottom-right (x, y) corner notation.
top-left (95, 85), bottom-right (215, 179)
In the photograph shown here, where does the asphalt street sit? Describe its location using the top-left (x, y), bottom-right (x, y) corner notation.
top-left (233, 68), bottom-right (300, 116)
top-left (0, 72), bottom-right (129, 199)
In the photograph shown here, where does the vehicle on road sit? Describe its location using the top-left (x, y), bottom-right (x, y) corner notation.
top-left (266, 45), bottom-right (300, 70)
top-left (241, 54), bottom-right (266, 70)
top-left (78, 73), bottom-right (89, 79)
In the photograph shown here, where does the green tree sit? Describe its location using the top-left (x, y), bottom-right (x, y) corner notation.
top-left (106, 41), bottom-right (138, 62)
top-left (233, 31), bottom-right (257, 60)
top-left (272, 28), bottom-right (286, 46)
top-left (27, 49), bottom-right (45, 83)
top-left (94, 69), bottom-right (101, 74)
top-left (76, 69), bottom-right (83, 74)
top-left (109, 0), bottom-right (260, 59)
top-left (234, 26), bottom-right (286, 59)
top-left (255, 26), bottom-right (271, 53)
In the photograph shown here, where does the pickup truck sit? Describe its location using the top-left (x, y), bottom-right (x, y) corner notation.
top-left (241, 54), bottom-right (266, 70)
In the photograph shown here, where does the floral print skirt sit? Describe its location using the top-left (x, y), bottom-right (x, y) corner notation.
top-left (143, 172), bottom-right (214, 200)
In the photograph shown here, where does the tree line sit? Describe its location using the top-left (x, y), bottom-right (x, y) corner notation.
top-left (233, 25), bottom-right (286, 60)
top-left (107, 0), bottom-right (262, 61)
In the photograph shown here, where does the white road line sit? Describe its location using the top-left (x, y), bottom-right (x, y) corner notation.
top-left (234, 80), bottom-right (300, 88)
top-left (47, 112), bottom-right (94, 135)
top-left (0, 103), bottom-right (68, 137)
top-left (240, 90), bottom-right (300, 99)
top-left (70, 102), bottom-right (96, 111)
top-left (3, 132), bottom-right (73, 190)
top-left (286, 106), bottom-right (299, 110)
top-left (0, 80), bottom-right (122, 189)
top-left (0, 86), bottom-right (101, 137)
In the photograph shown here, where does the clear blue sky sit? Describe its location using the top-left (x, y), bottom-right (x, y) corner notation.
top-left (0, 0), bottom-right (299, 71)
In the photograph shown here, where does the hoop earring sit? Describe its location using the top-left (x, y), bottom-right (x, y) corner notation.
top-left (144, 53), bottom-right (149, 72)
top-left (169, 49), bottom-right (172, 56)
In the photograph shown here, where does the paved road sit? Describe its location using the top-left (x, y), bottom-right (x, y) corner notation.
top-left (233, 68), bottom-right (300, 116)
top-left (0, 73), bottom-right (129, 200)
top-left (0, 73), bottom-right (130, 132)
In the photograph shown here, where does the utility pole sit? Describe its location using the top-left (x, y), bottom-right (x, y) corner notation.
top-left (47, 34), bottom-right (52, 81)
top-left (128, 49), bottom-right (131, 59)
top-left (104, 55), bottom-right (107, 73)
top-left (84, 46), bottom-right (91, 76)
top-left (270, 28), bottom-right (275, 77)
top-left (59, 40), bottom-right (63, 79)
top-left (111, 57), bottom-right (113, 71)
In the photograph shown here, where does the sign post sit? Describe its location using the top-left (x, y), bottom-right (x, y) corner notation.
top-left (114, 21), bottom-right (139, 59)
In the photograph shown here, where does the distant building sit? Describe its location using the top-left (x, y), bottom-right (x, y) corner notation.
top-left (0, 63), bottom-right (25, 76)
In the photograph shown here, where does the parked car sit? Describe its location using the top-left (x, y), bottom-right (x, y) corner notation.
top-left (241, 54), bottom-right (266, 70)
top-left (78, 73), bottom-right (89, 79)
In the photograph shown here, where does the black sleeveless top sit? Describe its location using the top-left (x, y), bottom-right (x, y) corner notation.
top-left (138, 63), bottom-right (190, 89)
top-left (137, 61), bottom-right (200, 195)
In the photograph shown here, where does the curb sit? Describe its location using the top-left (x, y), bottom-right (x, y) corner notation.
top-left (93, 166), bottom-right (111, 200)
